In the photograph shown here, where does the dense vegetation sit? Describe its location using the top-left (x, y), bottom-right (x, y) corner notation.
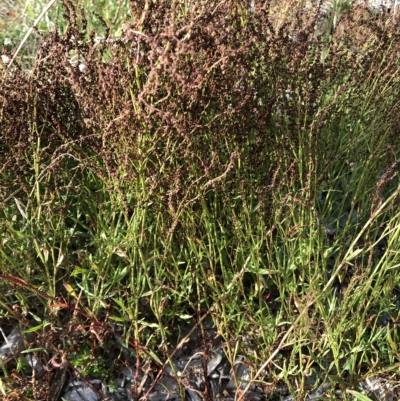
top-left (1, 0), bottom-right (400, 399)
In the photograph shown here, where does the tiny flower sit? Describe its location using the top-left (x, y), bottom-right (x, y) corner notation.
top-left (1, 54), bottom-right (10, 64)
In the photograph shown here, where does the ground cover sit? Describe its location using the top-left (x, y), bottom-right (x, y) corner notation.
top-left (1, 1), bottom-right (400, 400)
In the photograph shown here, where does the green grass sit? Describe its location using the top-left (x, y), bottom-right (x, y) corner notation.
top-left (1, 1), bottom-right (400, 400)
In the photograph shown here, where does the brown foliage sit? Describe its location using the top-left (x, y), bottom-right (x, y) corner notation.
top-left (1, 0), bottom-right (400, 225)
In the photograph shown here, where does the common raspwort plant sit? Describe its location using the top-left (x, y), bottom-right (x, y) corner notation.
top-left (1, 0), bottom-right (400, 399)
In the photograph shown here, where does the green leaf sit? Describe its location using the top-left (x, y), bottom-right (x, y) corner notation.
top-left (138, 320), bottom-right (159, 328)
top-left (147, 349), bottom-right (162, 365)
top-left (24, 323), bottom-right (49, 333)
top-left (346, 390), bottom-right (374, 401)
top-left (112, 297), bottom-right (126, 310)
top-left (258, 269), bottom-right (279, 274)
top-left (108, 315), bottom-right (131, 322)
top-left (115, 265), bottom-right (129, 281)
top-left (71, 268), bottom-right (89, 276)
top-left (178, 314), bottom-right (192, 320)
top-left (21, 347), bottom-right (48, 354)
